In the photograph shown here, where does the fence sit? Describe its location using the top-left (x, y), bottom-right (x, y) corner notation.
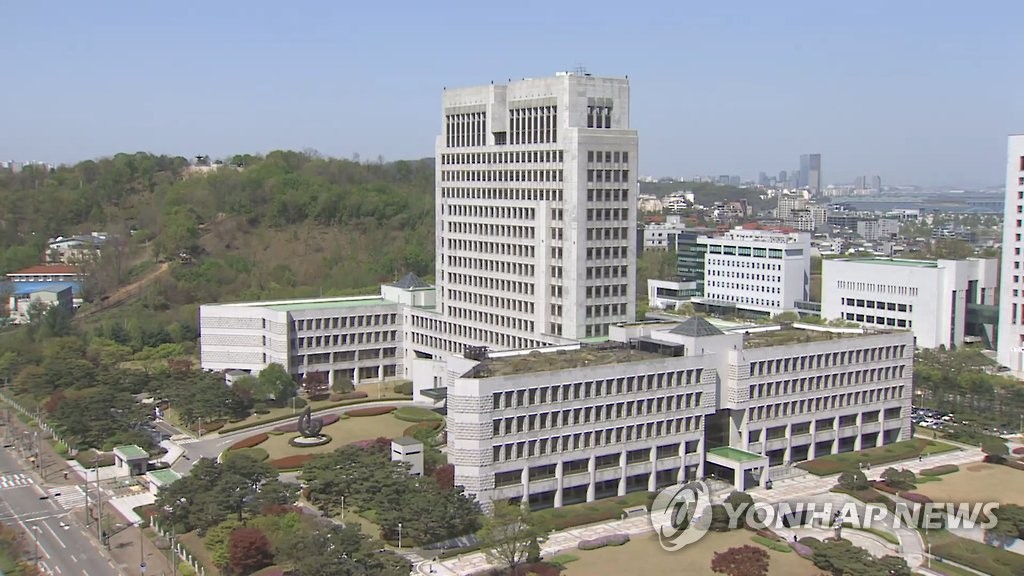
top-left (151, 518), bottom-right (207, 576)
top-left (0, 391), bottom-right (76, 456)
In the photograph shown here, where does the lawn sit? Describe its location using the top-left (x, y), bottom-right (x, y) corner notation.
top-left (178, 531), bottom-right (222, 576)
top-left (797, 438), bottom-right (957, 476)
top-left (565, 531), bottom-right (815, 576)
top-left (925, 530), bottom-right (1024, 576)
top-left (915, 463), bottom-right (1024, 505)
top-left (533, 492), bottom-right (656, 532)
top-left (261, 414), bottom-right (411, 459)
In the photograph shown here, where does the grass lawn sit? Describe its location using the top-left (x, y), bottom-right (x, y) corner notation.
top-left (534, 492), bottom-right (655, 532)
top-left (216, 382), bottom-right (406, 432)
top-left (925, 530), bottom-right (1024, 576)
top-left (262, 414), bottom-right (410, 459)
top-left (797, 438), bottom-right (957, 476)
top-left (178, 531), bottom-right (222, 576)
top-left (916, 463), bottom-right (1024, 505)
top-left (564, 531), bottom-right (814, 576)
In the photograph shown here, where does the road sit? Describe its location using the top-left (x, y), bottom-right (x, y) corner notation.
top-left (170, 399), bottom-right (421, 475)
top-left (0, 446), bottom-right (121, 575)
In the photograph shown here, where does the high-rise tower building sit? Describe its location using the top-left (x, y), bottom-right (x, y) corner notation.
top-left (799, 153), bottom-right (822, 195)
top-left (997, 135), bottom-right (1024, 374)
top-left (435, 73), bottom-right (639, 345)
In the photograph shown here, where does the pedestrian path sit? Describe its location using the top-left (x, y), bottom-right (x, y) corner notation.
top-left (0, 472), bottom-right (33, 490)
top-left (48, 485), bottom-right (87, 509)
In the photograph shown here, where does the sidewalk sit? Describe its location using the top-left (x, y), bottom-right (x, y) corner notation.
top-left (107, 521), bottom-right (177, 576)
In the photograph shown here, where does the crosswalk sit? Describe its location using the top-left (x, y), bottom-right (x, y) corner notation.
top-left (0, 472), bottom-right (33, 490)
top-left (47, 485), bottom-right (87, 509)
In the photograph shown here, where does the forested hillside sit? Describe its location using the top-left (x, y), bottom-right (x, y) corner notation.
top-left (0, 151), bottom-right (435, 308)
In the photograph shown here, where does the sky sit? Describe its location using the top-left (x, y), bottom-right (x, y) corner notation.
top-left (2, 1), bottom-right (1022, 187)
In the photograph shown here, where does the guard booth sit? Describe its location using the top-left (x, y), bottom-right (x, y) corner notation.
top-left (113, 445), bottom-right (149, 477)
top-left (705, 447), bottom-right (770, 491)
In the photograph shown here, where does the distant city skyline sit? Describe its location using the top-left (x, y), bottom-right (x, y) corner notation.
top-left (2, 1), bottom-right (1022, 187)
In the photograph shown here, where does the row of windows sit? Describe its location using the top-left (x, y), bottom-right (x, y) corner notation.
top-left (509, 105), bottom-right (557, 145)
top-left (586, 169), bottom-right (630, 183)
top-left (706, 258), bottom-right (782, 271)
top-left (584, 303), bottom-right (627, 318)
top-left (584, 265), bottom-right (628, 280)
top-left (446, 289), bottom-right (536, 315)
top-left (295, 331), bottom-right (398, 349)
top-left (440, 150), bottom-right (565, 165)
top-left (747, 409), bottom-right (898, 442)
top-left (586, 189), bottom-right (629, 202)
top-left (835, 280), bottom-right (919, 297)
top-left (706, 269), bottom-right (781, 283)
top-left (845, 313), bottom-right (911, 328)
top-left (584, 323), bottom-right (611, 338)
top-left (409, 315), bottom-right (546, 353)
top-left (446, 221), bottom-right (536, 239)
top-left (299, 348), bottom-right (397, 364)
top-left (440, 188), bottom-right (564, 202)
top-left (584, 284), bottom-right (628, 298)
top-left (841, 298), bottom-right (912, 312)
top-left (586, 150), bottom-right (629, 164)
top-left (586, 208), bottom-right (628, 222)
top-left (444, 111), bottom-right (486, 148)
top-left (492, 370), bottom-right (704, 409)
top-left (583, 227), bottom-right (630, 241)
top-left (444, 273), bottom-right (535, 296)
top-left (445, 256), bottom-right (535, 277)
top-left (493, 392), bottom-right (703, 437)
top-left (705, 282), bottom-right (781, 294)
top-left (445, 305), bottom-right (535, 334)
top-left (747, 386), bottom-right (905, 422)
top-left (703, 293), bottom-right (779, 308)
top-left (441, 169), bottom-right (564, 183)
top-left (750, 345), bottom-right (907, 376)
top-left (706, 245), bottom-right (785, 259)
top-left (293, 314), bottom-right (397, 331)
top-left (446, 205), bottom-right (536, 220)
top-left (585, 246), bottom-right (628, 260)
top-left (586, 104), bottom-right (613, 129)
top-left (444, 239), bottom-right (535, 259)
top-left (749, 365), bottom-right (905, 399)
top-left (492, 418), bottom-right (701, 464)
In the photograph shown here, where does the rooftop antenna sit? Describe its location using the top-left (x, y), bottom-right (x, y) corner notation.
top-left (573, 64), bottom-right (588, 76)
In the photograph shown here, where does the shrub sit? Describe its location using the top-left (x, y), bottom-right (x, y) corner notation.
top-left (347, 406), bottom-right (396, 417)
top-left (791, 541), bottom-right (814, 558)
top-left (900, 492), bottom-right (933, 504)
top-left (328, 391), bottom-right (368, 402)
top-left (290, 397), bottom-right (307, 409)
top-left (223, 448), bottom-right (269, 463)
top-left (837, 471), bottom-right (869, 491)
top-left (871, 481), bottom-right (900, 495)
top-left (178, 562), bottom-right (196, 576)
top-left (404, 421), bottom-right (442, 437)
top-left (394, 381), bottom-right (413, 395)
top-left (229, 433), bottom-right (269, 450)
top-left (75, 450), bottom-right (115, 468)
top-left (753, 528), bottom-right (778, 540)
top-left (252, 402), bottom-right (270, 414)
top-left (394, 406), bottom-right (443, 423)
top-left (1013, 447), bottom-right (1024, 455)
top-left (751, 534), bottom-right (792, 553)
top-left (920, 464), bottom-right (959, 476)
top-left (269, 455), bottom-right (313, 470)
top-left (272, 413), bottom-right (341, 433)
top-left (577, 533), bottom-right (629, 550)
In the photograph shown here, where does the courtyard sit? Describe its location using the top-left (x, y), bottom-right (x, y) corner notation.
top-left (915, 462), bottom-right (1024, 506)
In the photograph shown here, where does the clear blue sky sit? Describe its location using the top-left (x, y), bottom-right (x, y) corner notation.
top-left (2, 1), bottom-right (1022, 187)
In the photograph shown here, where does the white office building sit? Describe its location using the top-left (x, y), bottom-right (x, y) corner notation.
top-left (822, 258), bottom-right (998, 350)
top-left (856, 219), bottom-right (901, 241)
top-left (998, 135), bottom-right (1024, 374)
top-left (643, 214), bottom-right (687, 251)
top-left (446, 319), bottom-right (913, 507)
top-left (695, 227), bottom-right (811, 316)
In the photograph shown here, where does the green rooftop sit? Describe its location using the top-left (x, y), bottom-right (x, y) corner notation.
top-left (471, 346), bottom-right (665, 378)
top-left (741, 327), bottom-right (862, 349)
top-left (147, 468), bottom-right (182, 484)
top-left (835, 257), bottom-right (938, 268)
top-left (114, 445), bottom-right (149, 460)
top-left (708, 446), bottom-right (766, 463)
top-left (263, 297), bottom-right (388, 312)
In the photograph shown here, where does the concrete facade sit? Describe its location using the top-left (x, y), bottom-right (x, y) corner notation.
top-left (998, 135), bottom-right (1024, 374)
top-left (822, 257), bottom-right (998, 349)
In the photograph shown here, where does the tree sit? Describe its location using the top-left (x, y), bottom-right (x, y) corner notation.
top-left (227, 527), bottom-right (273, 575)
top-left (710, 545), bottom-right (770, 576)
top-left (257, 363), bottom-right (295, 403)
top-left (810, 539), bottom-right (910, 576)
top-left (880, 468), bottom-right (916, 491)
top-left (836, 470), bottom-right (869, 491)
top-left (302, 371), bottom-right (329, 399)
top-left (991, 504), bottom-right (1024, 540)
top-left (477, 502), bottom-right (543, 571)
top-left (709, 504), bottom-right (733, 532)
top-left (432, 463), bottom-right (455, 491)
top-left (981, 436), bottom-right (1009, 463)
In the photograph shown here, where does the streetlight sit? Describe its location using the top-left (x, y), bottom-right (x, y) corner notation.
top-left (31, 524), bottom-right (41, 569)
top-left (138, 521), bottom-right (146, 575)
top-left (341, 496), bottom-right (345, 523)
top-left (398, 522), bottom-right (402, 549)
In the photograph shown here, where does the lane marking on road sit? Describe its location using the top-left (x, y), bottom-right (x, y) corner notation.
top-left (44, 522), bottom-right (66, 548)
top-left (70, 554), bottom-right (76, 562)
top-left (53, 563), bottom-right (62, 574)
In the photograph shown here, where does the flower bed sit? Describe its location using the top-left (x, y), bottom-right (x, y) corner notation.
top-left (228, 433), bottom-right (269, 450)
top-left (269, 454), bottom-right (313, 470)
top-left (577, 533), bottom-right (629, 551)
top-left (347, 406), bottom-right (397, 417)
top-left (223, 447), bottom-right (269, 462)
top-left (404, 421), bottom-right (442, 437)
top-left (790, 541), bottom-right (814, 558)
top-left (900, 492), bottom-right (933, 504)
top-left (1013, 447), bottom-right (1024, 455)
top-left (272, 413), bottom-right (341, 433)
top-left (920, 464), bottom-right (959, 476)
top-left (870, 481), bottom-right (900, 495)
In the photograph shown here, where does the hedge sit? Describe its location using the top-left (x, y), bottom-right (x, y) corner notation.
top-left (229, 433), bottom-right (269, 450)
top-left (393, 406), bottom-right (443, 423)
top-left (790, 541), bottom-right (814, 558)
top-left (920, 464), bottom-right (959, 476)
top-left (900, 492), bottom-right (933, 504)
top-left (269, 455), bottom-right (313, 470)
top-left (329, 391), bottom-right (368, 402)
top-left (871, 481), bottom-right (900, 495)
top-left (273, 413), bottom-right (341, 433)
top-left (217, 397), bottom-right (404, 434)
top-left (751, 535), bottom-right (792, 553)
top-left (224, 447), bottom-right (269, 462)
top-left (577, 534), bottom-right (629, 550)
top-left (347, 406), bottom-right (397, 417)
top-left (394, 381), bottom-right (413, 395)
top-left (404, 421), bottom-right (442, 437)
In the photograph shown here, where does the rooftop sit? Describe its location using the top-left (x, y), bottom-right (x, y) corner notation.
top-left (831, 257), bottom-right (938, 268)
top-left (8, 264), bottom-right (82, 276)
top-left (470, 345), bottom-right (666, 378)
top-left (113, 445), bottom-right (149, 460)
top-left (147, 468), bottom-right (181, 485)
top-left (670, 316), bottom-right (724, 337)
top-left (0, 281), bottom-right (82, 296)
top-left (390, 272), bottom-right (431, 290)
top-left (708, 446), bottom-right (766, 463)
top-left (740, 326), bottom-right (865, 349)
top-left (392, 436), bottom-right (423, 448)
top-left (264, 297), bottom-right (388, 312)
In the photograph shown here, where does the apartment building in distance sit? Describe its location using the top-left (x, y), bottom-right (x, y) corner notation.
top-left (446, 318), bottom-right (913, 508)
top-left (822, 258), bottom-right (998, 350)
top-left (998, 135), bottom-right (1024, 374)
top-left (693, 226), bottom-right (811, 317)
top-left (777, 193), bottom-right (827, 231)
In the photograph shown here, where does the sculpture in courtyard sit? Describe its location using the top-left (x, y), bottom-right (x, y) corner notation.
top-left (297, 406), bottom-right (324, 438)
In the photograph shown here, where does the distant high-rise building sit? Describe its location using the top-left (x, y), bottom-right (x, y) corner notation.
top-left (998, 135), bottom-right (1024, 374)
top-left (758, 172), bottom-right (768, 186)
top-left (778, 170), bottom-right (787, 185)
top-left (854, 176), bottom-right (867, 190)
top-left (728, 175), bottom-right (741, 187)
top-left (870, 175), bottom-right (882, 192)
top-left (799, 154), bottom-right (822, 195)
